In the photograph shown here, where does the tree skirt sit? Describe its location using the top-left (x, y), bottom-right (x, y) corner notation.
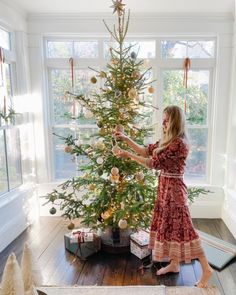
top-left (37, 285), bottom-right (220, 295)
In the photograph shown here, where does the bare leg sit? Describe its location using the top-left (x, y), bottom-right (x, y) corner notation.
top-left (196, 255), bottom-right (213, 288)
top-left (156, 259), bottom-right (180, 275)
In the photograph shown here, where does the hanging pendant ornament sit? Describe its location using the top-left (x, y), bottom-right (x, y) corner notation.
top-left (130, 52), bottom-right (137, 60)
top-left (183, 57), bottom-right (191, 114)
top-left (111, 167), bottom-right (119, 175)
top-left (96, 157), bottom-right (104, 164)
top-left (49, 207), bottom-right (57, 215)
top-left (110, 0), bottom-right (126, 15)
top-left (90, 76), bottom-right (97, 84)
top-left (118, 219), bottom-right (128, 229)
top-left (148, 86), bottom-right (155, 94)
top-left (67, 222), bottom-right (75, 230)
top-left (64, 145), bottom-right (73, 153)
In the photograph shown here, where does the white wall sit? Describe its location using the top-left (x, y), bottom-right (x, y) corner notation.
top-left (27, 12), bottom-right (234, 221)
top-left (0, 3), bottom-right (38, 252)
top-left (222, 4), bottom-right (236, 238)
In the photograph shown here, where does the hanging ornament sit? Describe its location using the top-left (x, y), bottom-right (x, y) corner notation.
top-left (49, 207), bottom-right (57, 215)
top-left (88, 184), bottom-right (96, 191)
top-left (128, 88), bottom-right (138, 100)
top-left (112, 145), bottom-right (121, 156)
top-left (135, 171), bottom-right (144, 181)
top-left (67, 222), bottom-right (75, 230)
top-left (148, 86), bottom-right (155, 94)
top-left (183, 57), bottom-right (191, 113)
top-left (96, 157), bottom-right (104, 164)
top-left (131, 70), bottom-right (141, 80)
top-left (110, 174), bottom-right (119, 183)
top-left (90, 76), bottom-right (97, 84)
top-left (64, 145), bottom-right (73, 153)
top-left (101, 208), bottom-right (113, 220)
top-left (111, 167), bottom-right (119, 175)
top-left (118, 219), bottom-right (128, 229)
top-left (130, 52), bottom-right (137, 60)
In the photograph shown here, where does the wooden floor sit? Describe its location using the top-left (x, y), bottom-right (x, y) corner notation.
top-left (0, 218), bottom-right (236, 295)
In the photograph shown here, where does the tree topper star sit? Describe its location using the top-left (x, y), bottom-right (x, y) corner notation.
top-left (110, 0), bottom-right (126, 15)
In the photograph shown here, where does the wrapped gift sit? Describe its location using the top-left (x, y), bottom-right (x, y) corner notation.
top-left (130, 230), bottom-right (151, 259)
top-left (64, 228), bottom-right (101, 260)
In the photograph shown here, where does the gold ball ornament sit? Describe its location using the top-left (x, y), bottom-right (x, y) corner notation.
top-left (88, 184), bottom-right (96, 191)
top-left (101, 209), bottom-right (112, 220)
top-left (111, 167), bottom-right (119, 175)
top-left (109, 174), bottom-right (119, 183)
top-left (64, 145), bottom-right (73, 153)
top-left (67, 222), bottom-right (75, 230)
top-left (118, 219), bottom-right (128, 229)
top-left (148, 86), bottom-right (155, 94)
top-left (90, 76), bottom-right (97, 84)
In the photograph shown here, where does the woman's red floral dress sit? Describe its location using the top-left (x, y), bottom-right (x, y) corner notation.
top-left (146, 137), bottom-right (204, 263)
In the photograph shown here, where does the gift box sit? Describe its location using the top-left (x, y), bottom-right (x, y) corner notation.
top-left (64, 228), bottom-right (101, 260)
top-left (130, 230), bottom-right (151, 259)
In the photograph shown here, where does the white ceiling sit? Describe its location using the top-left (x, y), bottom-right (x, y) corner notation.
top-left (3, 0), bottom-right (235, 15)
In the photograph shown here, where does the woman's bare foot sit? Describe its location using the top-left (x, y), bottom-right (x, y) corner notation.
top-left (196, 267), bottom-right (213, 288)
top-left (156, 263), bottom-right (180, 275)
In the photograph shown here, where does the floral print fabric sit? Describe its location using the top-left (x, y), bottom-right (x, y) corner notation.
top-left (147, 137), bottom-right (205, 263)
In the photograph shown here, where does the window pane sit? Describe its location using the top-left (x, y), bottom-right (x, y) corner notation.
top-left (0, 28), bottom-right (10, 50)
top-left (51, 69), bottom-right (73, 124)
top-left (188, 41), bottom-right (215, 58)
top-left (161, 41), bottom-right (187, 58)
top-left (162, 70), bottom-right (209, 125)
top-left (47, 41), bottom-right (73, 58)
top-left (104, 41), bottom-right (156, 59)
top-left (74, 41), bottom-right (98, 58)
top-left (53, 127), bottom-right (77, 179)
top-left (186, 128), bottom-right (208, 180)
top-left (0, 130), bottom-right (8, 195)
top-left (5, 128), bottom-right (22, 189)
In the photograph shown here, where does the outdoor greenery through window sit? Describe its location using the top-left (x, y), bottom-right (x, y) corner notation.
top-left (46, 38), bottom-right (215, 182)
top-left (0, 27), bottom-right (23, 196)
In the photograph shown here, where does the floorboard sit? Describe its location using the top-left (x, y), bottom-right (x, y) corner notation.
top-left (0, 217), bottom-right (235, 295)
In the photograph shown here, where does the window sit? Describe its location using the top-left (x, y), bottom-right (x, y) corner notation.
top-left (0, 28), bottom-right (23, 196)
top-left (46, 38), bottom-right (214, 183)
top-left (161, 39), bottom-right (215, 182)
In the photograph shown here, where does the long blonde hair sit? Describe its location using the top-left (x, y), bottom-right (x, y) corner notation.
top-left (154, 105), bottom-right (188, 155)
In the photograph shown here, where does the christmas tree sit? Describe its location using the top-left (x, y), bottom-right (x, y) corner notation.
top-left (46, 0), bottom-right (208, 232)
top-left (47, 0), bottom-right (157, 231)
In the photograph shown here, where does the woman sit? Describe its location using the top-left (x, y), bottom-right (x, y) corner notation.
top-left (113, 105), bottom-right (213, 288)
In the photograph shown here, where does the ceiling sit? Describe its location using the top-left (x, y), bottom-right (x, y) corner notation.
top-left (3, 0), bottom-right (235, 15)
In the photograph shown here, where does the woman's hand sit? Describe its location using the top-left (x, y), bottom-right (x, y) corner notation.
top-left (113, 131), bottom-right (128, 142)
top-left (115, 148), bottom-right (130, 159)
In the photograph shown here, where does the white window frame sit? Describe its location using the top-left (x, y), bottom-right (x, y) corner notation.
top-left (44, 36), bottom-right (216, 184)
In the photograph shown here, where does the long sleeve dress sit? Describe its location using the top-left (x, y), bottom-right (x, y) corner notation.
top-left (146, 137), bottom-right (205, 263)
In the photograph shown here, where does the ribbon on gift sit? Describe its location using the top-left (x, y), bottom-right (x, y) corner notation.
top-left (71, 230), bottom-right (100, 264)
